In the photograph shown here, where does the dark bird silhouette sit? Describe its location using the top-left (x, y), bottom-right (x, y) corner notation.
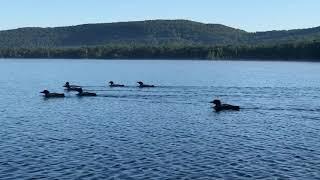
top-left (40, 90), bottom-right (65, 98)
top-left (109, 81), bottom-right (125, 87)
top-left (210, 99), bottom-right (240, 112)
top-left (75, 88), bottom-right (97, 97)
top-left (137, 81), bottom-right (155, 88)
top-left (63, 82), bottom-right (81, 91)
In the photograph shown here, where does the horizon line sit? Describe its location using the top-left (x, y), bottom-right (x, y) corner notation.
top-left (0, 19), bottom-right (319, 33)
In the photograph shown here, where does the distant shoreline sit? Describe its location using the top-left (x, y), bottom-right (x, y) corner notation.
top-left (1, 57), bottom-right (319, 63)
top-left (1, 41), bottom-right (320, 62)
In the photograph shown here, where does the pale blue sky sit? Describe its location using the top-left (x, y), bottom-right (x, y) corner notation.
top-left (0, 0), bottom-right (319, 32)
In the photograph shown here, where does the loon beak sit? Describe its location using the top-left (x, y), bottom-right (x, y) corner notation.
top-left (40, 91), bottom-right (45, 93)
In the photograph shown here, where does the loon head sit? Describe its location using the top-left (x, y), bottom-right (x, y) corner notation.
top-left (40, 90), bottom-right (50, 95)
top-left (210, 99), bottom-right (221, 106)
top-left (109, 81), bottom-right (114, 85)
top-left (137, 81), bottom-right (144, 85)
top-left (64, 82), bottom-right (70, 87)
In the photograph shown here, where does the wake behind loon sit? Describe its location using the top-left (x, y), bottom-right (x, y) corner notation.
top-left (137, 81), bottom-right (155, 88)
top-left (40, 90), bottom-right (65, 98)
top-left (109, 81), bottom-right (125, 87)
top-left (210, 99), bottom-right (240, 112)
top-left (75, 88), bottom-right (97, 97)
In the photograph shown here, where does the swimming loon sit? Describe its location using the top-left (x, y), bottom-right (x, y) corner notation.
top-left (40, 90), bottom-right (65, 98)
top-left (137, 81), bottom-right (155, 88)
top-left (210, 99), bottom-right (240, 112)
top-left (63, 82), bottom-right (81, 91)
top-left (75, 88), bottom-right (97, 96)
top-left (109, 81), bottom-right (125, 87)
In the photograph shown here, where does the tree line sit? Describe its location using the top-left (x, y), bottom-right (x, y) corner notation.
top-left (0, 41), bottom-right (319, 61)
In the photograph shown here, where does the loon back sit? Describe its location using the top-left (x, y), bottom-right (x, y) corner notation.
top-left (139, 84), bottom-right (155, 88)
top-left (110, 84), bottom-right (125, 87)
top-left (76, 88), bottom-right (97, 96)
top-left (109, 81), bottom-right (125, 87)
top-left (137, 81), bottom-right (155, 88)
top-left (64, 86), bottom-right (80, 92)
top-left (210, 99), bottom-right (240, 112)
top-left (46, 93), bottom-right (65, 98)
top-left (40, 90), bottom-right (65, 98)
top-left (214, 104), bottom-right (240, 112)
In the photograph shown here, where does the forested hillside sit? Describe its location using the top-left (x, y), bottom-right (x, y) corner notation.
top-left (1, 20), bottom-right (320, 60)
top-left (1, 20), bottom-right (320, 48)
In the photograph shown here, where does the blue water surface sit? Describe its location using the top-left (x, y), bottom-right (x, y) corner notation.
top-left (0, 59), bottom-right (320, 179)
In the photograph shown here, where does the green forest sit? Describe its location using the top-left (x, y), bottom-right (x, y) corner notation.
top-left (1, 41), bottom-right (319, 60)
top-left (1, 20), bottom-right (320, 60)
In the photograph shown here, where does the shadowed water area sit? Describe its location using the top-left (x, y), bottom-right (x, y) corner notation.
top-left (0, 59), bottom-right (320, 179)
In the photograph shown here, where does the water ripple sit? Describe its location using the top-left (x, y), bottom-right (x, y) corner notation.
top-left (1, 60), bottom-right (320, 179)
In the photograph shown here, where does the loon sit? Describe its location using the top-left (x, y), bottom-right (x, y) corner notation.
top-left (63, 82), bottom-right (81, 91)
top-left (109, 81), bottom-right (125, 87)
top-left (75, 88), bottom-right (97, 97)
top-left (210, 99), bottom-right (240, 112)
top-left (40, 90), bottom-right (65, 98)
top-left (137, 81), bottom-right (155, 88)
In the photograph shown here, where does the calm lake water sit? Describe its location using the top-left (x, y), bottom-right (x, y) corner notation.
top-left (0, 59), bottom-right (320, 179)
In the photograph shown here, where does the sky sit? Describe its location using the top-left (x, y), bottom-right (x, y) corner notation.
top-left (0, 0), bottom-right (319, 32)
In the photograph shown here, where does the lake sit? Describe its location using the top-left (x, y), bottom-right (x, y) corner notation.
top-left (0, 59), bottom-right (319, 179)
